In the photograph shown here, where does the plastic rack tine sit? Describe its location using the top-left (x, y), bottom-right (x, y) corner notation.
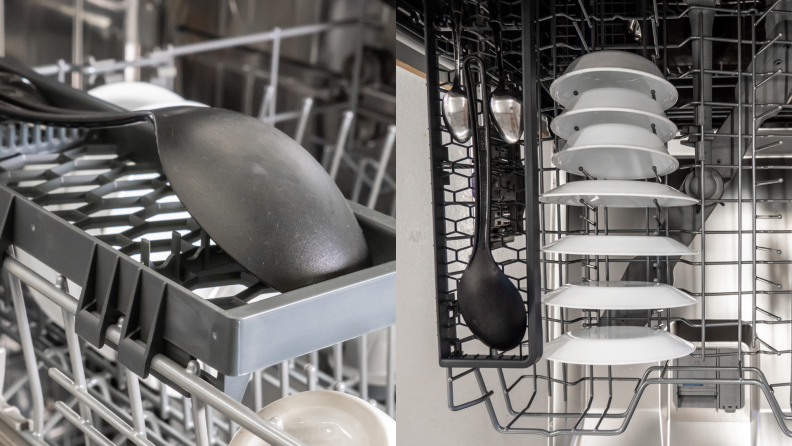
top-left (6, 247), bottom-right (44, 438)
top-left (757, 214), bottom-right (783, 219)
top-left (328, 111), bottom-right (355, 180)
top-left (756, 246), bottom-right (782, 255)
top-left (386, 325), bottom-right (396, 418)
top-left (57, 275), bottom-right (94, 446)
top-left (280, 360), bottom-right (290, 399)
top-left (756, 276), bottom-right (783, 289)
top-left (293, 97), bottom-right (314, 146)
top-left (367, 125), bottom-right (396, 209)
top-left (333, 342), bottom-right (344, 392)
top-left (305, 352), bottom-right (318, 391)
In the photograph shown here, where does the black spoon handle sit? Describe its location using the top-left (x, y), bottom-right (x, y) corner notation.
top-left (462, 56), bottom-right (492, 256)
top-left (487, 0), bottom-right (506, 83)
top-left (0, 98), bottom-right (152, 128)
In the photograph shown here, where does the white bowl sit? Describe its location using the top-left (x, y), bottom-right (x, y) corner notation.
top-left (89, 82), bottom-right (186, 111)
top-left (229, 390), bottom-right (395, 446)
top-left (550, 50), bottom-right (678, 110)
top-left (539, 180), bottom-right (697, 207)
top-left (552, 123), bottom-right (679, 179)
top-left (550, 88), bottom-right (678, 142)
top-left (543, 326), bottom-right (695, 365)
top-left (542, 281), bottom-right (697, 310)
top-left (541, 235), bottom-right (697, 256)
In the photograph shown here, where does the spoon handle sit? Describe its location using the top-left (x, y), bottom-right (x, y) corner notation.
top-left (450, 0), bottom-right (464, 78)
top-left (487, 0), bottom-right (506, 82)
top-left (462, 56), bottom-right (493, 255)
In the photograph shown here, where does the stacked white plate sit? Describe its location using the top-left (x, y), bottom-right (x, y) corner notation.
top-left (541, 51), bottom-right (696, 366)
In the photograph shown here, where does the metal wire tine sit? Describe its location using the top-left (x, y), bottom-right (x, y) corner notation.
top-left (579, 214), bottom-right (596, 227)
top-left (755, 178), bottom-right (783, 187)
top-left (652, 166), bottom-right (662, 182)
top-left (756, 276), bottom-right (783, 289)
top-left (573, 366), bottom-right (595, 431)
top-left (505, 389), bottom-right (537, 429)
top-left (755, 32), bottom-right (783, 58)
top-left (578, 166), bottom-right (596, 180)
top-left (756, 306), bottom-right (783, 321)
top-left (756, 140), bottom-right (784, 152)
top-left (328, 110), bottom-right (355, 180)
top-left (54, 402), bottom-right (115, 446)
top-left (756, 214), bottom-right (783, 219)
top-left (756, 68), bottom-right (784, 89)
top-left (367, 124), bottom-right (396, 209)
top-left (756, 105), bottom-right (783, 121)
top-left (571, 21), bottom-right (591, 53)
top-left (755, 245), bottom-right (782, 255)
top-left (757, 336), bottom-right (781, 355)
top-left (579, 198), bottom-right (596, 211)
top-left (575, 0), bottom-right (593, 28)
top-left (293, 97), bottom-right (314, 146)
top-left (659, 360), bottom-right (670, 379)
top-left (756, 0), bottom-right (781, 26)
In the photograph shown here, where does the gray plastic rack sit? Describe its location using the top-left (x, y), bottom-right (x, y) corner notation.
top-left (0, 58), bottom-right (396, 399)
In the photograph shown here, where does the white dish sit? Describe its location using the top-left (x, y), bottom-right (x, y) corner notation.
top-left (539, 180), bottom-right (697, 207)
top-left (552, 123), bottom-right (678, 179)
top-left (550, 88), bottom-right (678, 142)
top-left (542, 281), bottom-right (697, 310)
top-left (132, 100), bottom-right (208, 111)
top-left (550, 50), bottom-right (678, 110)
top-left (543, 326), bottom-right (695, 365)
top-left (229, 390), bottom-right (395, 446)
top-left (541, 235), bottom-right (697, 256)
top-left (89, 82), bottom-right (186, 110)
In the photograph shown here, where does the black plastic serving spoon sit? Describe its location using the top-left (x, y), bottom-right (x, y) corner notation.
top-left (0, 98), bottom-right (370, 292)
top-left (456, 56), bottom-right (526, 352)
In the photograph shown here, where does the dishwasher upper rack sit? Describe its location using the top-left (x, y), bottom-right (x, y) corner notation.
top-left (0, 58), bottom-right (396, 397)
top-left (418, 0), bottom-right (792, 438)
top-left (423, 0), bottom-right (543, 369)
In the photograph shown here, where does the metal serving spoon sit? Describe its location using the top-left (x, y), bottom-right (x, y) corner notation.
top-left (441, 0), bottom-right (471, 143)
top-left (456, 56), bottom-right (526, 352)
top-left (487, 0), bottom-right (523, 144)
top-left (0, 100), bottom-right (371, 292)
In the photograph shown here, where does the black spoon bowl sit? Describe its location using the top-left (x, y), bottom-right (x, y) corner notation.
top-left (456, 56), bottom-right (526, 352)
top-left (0, 101), bottom-right (371, 292)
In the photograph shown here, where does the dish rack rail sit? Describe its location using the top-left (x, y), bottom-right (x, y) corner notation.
top-left (421, 0), bottom-right (792, 438)
top-left (0, 58), bottom-right (395, 445)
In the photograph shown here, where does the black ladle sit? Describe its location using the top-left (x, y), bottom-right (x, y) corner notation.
top-left (486, 0), bottom-right (523, 144)
top-left (456, 56), bottom-right (526, 352)
top-left (0, 97), bottom-right (371, 292)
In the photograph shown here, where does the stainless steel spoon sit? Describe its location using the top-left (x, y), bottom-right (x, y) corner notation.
top-left (456, 56), bottom-right (527, 352)
top-left (441, 0), bottom-right (471, 143)
top-left (487, 0), bottom-right (523, 144)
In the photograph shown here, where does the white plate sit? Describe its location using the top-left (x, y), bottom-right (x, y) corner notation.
top-left (541, 235), bottom-right (697, 256)
top-left (550, 50), bottom-right (678, 110)
top-left (543, 326), bottom-right (695, 365)
top-left (539, 180), bottom-right (697, 207)
top-left (229, 390), bottom-right (395, 446)
top-left (89, 82), bottom-right (186, 110)
top-left (550, 88), bottom-right (678, 142)
top-left (132, 100), bottom-right (208, 110)
top-left (552, 123), bottom-right (678, 179)
top-left (542, 281), bottom-right (697, 310)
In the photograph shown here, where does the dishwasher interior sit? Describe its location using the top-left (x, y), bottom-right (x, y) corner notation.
top-left (403, 0), bottom-right (792, 443)
top-left (0, 1), bottom-right (396, 445)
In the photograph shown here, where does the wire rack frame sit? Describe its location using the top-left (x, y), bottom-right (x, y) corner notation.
top-left (424, 0), bottom-right (792, 437)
